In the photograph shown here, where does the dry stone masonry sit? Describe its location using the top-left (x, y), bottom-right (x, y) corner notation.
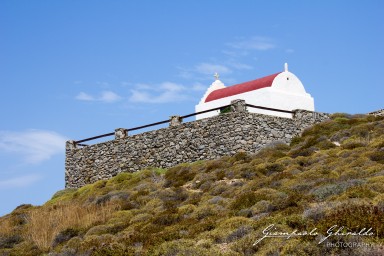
top-left (65, 100), bottom-right (330, 188)
top-left (369, 109), bottom-right (384, 117)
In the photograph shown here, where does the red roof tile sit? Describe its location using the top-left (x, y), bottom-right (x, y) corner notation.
top-left (205, 72), bottom-right (281, 103)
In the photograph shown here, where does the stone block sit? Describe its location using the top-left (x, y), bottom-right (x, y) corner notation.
top-left (115, 128), bottom-right (128, 140)
top-left (170, 115), bottom-right (183, 127)
top-left (230, 99), bottom-right (247, 112)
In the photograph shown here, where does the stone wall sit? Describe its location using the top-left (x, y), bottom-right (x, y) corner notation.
top-left (65, 100), bottom-right (330, 188)
top-left (369, 109), bottom-right (384, 117)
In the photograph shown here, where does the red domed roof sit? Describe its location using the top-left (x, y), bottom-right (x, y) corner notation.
top-left (205, 72), bottom-right (281, 103)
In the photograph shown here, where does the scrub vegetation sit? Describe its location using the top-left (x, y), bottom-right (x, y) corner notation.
top-left (1, 114), bottom-right (384, 255)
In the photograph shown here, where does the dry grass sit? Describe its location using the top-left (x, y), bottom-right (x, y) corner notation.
top-left (0, 217), bottom-right (13, 236)
top-left (24, 202), bottom-right (119, 251)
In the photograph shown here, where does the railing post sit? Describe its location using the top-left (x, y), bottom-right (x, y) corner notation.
top-left (231, 99), bottom-right (247, 112)
top-left (115, 128), bottom-right (128, 140)
top-left (66, 140), bottom-right (77, 150)
top-left (170, 115), bottom-right (183, 127)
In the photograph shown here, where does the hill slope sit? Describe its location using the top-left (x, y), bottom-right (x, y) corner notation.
top-left (1, 113), bottom-right (384, 256)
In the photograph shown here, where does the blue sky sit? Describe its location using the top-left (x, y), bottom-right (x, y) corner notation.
top-left (0, 1), bottom-right (383, 216)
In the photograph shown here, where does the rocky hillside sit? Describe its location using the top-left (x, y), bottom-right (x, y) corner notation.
top-left (1, 113), bottom-right (384, 256)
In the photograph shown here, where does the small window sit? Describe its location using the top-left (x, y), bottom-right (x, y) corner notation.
top-left (287, 77), bottom-right (289, 80)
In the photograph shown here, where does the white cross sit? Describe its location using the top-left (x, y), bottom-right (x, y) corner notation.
top-left (214, 72), bottom-right (219, 80)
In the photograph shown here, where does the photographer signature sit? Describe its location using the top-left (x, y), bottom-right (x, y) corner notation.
top-left (253, 224), bottom-right (374, 245)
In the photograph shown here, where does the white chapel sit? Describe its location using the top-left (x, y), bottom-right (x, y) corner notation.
top-left (195, 63), bottom-right (314, 120)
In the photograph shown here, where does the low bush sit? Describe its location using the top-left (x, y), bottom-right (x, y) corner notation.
top-left (230, 152), bottom-right (252, 163)
top-left (5, 241), bottom-right (43, 256)
top-left (79, 234), bottom-right (127, 256)
top-left (157, 187), bottom-right (189, 210)
top-left (50, 189), bottom-right (77, 202)
top-left (149, 239), bottom-right (223, 256)
top-left (92, 191), bottom-right (130, 206)
top-left (254, 162), bottom-right (285, 176)
top-left (231, 191), bottom-right (259, 211)
top-left (342, 185), bottom-right (377, 199)
top-left (318, 203), bottom-right (384, 237)
top-left (188, 217), bottom-right (217, 236)
top-left (226, 225), bottom-right (252, 242)
top-left (52, 228), bottom-right (79, 247)
top-left (164, 165), bottom-right (196, 187)
top-left (369, 150), bottom-right (384, 164)
top-left (280, 240), bottom-right (320, 256)
top-left (310, 183), bottom-right (349, 201)
top-left (255, 145), bottom-right (288, 162)
top-left (0, 234), bottom-right (22, 249)
top-left (152, 211), bottom-right (180, 226)
top-left (206, 159), bottom-right (232, 171)
top-left (191, 205), bottom-right (223, 221)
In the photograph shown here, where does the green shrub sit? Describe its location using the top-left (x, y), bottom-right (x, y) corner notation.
top-left (226, 225), bottom-right (252, 242)
top-left (220, 106), bottom-right (231, 114)
top-left (310, 179), bottom-right (365, 201)
top-left (369, 176), bottom-right (384, 193)
top-left (205, 159), bottom-right (231, 171)
top-left (311, 184), bottom-right (347, 201)
top-left (50, 189), bottom-right (77, 201)
top-left (255, 145), bottom-right (287, 162)
top-left (6, 241), bottom-right (43, 256)
top-left (86, 225), bottom-right (112, 236)
top-left (92, 191), bottom-right (130, 206)
top-left (303, 203), bottom-right (328, 222)
top-left (257, 163), bottom-right (285, 175)
top-left (369, 150), bottom-right (384, 164)
top-left (210, 183), bottom-right (231, 196)
top-left (317, 139), bottom-right (336, 150)
top-left (52, 228), bottom-right (79, 247)
top-left (149, 239), bottom-right (222, 256)
top-left (215, 169), bottom-right (226, 180)
top-left (188, 217), bottom-right (217, 236)
top-left (236, 164), bottom-right (258, 180)
top-left (152, 211), bottom-right (180, 226)
top-left (164, 165), bottom-right (196, 187)
top-left (191, 205), bottom-right (223, 220)
top-left (129, 213), bottom-right (152, 225)
top-left (330, 113), bottom-right (352, 119)
top-left (184, 191), bottom-right (202, 205)
top-left (342, 141), bottom-right (366, 149)
top-left (110, 172), bottom-right (132, 184)
top-left (290, 136), bottom-right (302, 146)
top-left (0, 234), bottom-right (22, 249)
top-left (230, 152), bottom-right (252, 163)
top-left (157, 187), bottom-right (189, 210)
top-left (79, 234), bottom-right (127, 256)
top-left (318, 203), bottom-right (384, 237)
top-left (343, 185), bottom-right (377, 199)
top-left (290, 147), bottom-right (317, 158)
top-left (230, 235), bottom-right (259, 255)
top-left (231, 191), bottom-right (259, 211)
top-left (280, 240), bottom-right (320, 256)
top-left (251, 200), bottom-right (274, 214)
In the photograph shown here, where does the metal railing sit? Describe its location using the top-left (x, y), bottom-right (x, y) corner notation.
top-left (245, 104), bottom-right (293, 114)
top-left (74, 103), bottom-right (292, 146)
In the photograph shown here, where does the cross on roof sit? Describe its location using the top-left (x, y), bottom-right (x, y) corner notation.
top-left (214, 72), bottom-right (220, 80)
